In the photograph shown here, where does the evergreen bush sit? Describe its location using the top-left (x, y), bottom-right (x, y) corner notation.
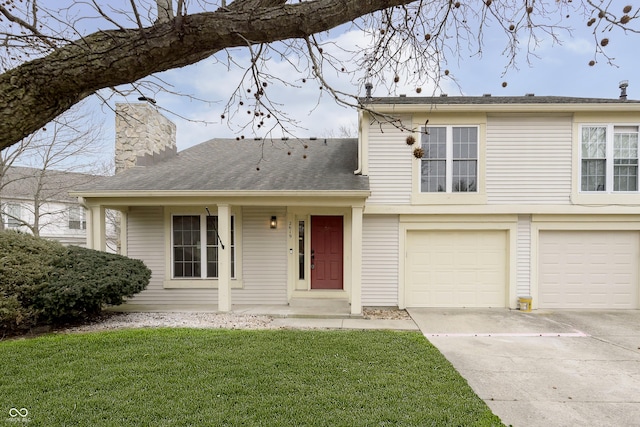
top-left (37, 245), bottom-right (151, 321)
top-left (0, 231), bottom-right (150, 333)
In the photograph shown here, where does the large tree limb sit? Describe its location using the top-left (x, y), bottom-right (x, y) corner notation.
top-left (0, 0), bottom-right (413, 151)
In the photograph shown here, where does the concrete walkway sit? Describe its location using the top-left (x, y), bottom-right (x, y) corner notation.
top-left (409, 308), bottom-right (640, 427)
top-left (269, 316), bottom-right (419, 330)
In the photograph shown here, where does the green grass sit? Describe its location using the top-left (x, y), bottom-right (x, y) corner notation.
top-left (0, 329), bottom-right (503, 426)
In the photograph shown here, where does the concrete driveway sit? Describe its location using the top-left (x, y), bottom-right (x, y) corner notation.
top-left (408, 309), bottom-right (640, 427)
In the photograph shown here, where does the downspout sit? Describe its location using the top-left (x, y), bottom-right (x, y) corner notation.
top-left (354, 108), bottom-right (364, 175)
top-left (77, 197), bottom-right (95, 249)
top-left (355, 83), bottom-right (373, 175)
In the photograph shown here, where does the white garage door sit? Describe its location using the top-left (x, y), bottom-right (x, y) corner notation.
top-left (405, 230), bottom-right (507, 307)
top-left (539, 231), bottom-right (639, 309)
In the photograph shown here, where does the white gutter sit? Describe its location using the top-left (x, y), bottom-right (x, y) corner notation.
top-left (69, 189), bottom-right (371, 199)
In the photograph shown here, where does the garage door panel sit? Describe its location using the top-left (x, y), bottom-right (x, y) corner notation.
top-left (539, 231), bottom-right (639, 309)
top-left (406, 230), bottom-right (507, 308)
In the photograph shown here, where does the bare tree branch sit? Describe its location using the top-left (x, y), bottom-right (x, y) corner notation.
top-left (0, 0), bottom-right (637, 151)
top-left (0, 4), bottom-right (57, 49)
top-left (0, 0), bottom-right (419, 150)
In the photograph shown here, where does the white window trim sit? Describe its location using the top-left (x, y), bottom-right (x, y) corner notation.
top-left (3, 203), bottom-right (22, 228)
top-left (163, 208), bottom-right (243, 289)
top-left (68, 206), bottom-right (87, 230)
top-left (579, 123), bottom-right (640, 194)
top-left (436, 125), bottom-right (478, 193)
top-left (411, 124), bottom-right (486, 205)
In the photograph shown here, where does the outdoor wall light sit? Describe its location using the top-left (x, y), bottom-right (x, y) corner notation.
top-left (270, 216), bottom-right (277, 229)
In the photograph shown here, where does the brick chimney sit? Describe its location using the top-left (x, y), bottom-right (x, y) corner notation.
top-left (115, 102), bottom-right (177, 174)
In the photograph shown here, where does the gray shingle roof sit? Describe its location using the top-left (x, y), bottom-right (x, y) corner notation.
top-left (360, 95), bottom-right (640, 105)
top-left (2, 166), bottom-right (97, 202)
top-left (75, 138), bottom-right (369, 193)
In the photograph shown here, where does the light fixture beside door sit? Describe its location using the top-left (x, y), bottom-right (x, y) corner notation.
top-left (270, 216), bottom-right (277, 229)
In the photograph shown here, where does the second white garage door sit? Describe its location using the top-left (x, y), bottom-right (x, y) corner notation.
top-left (405, 230), bottom-right (507, 307)
top-left (539, 231), bottom-right (639, 309)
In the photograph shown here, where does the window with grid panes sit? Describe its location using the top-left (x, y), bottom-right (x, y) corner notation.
top-left (421, 126), bottom-right (478, 193)
top-left (2, 203), bottom-right (21, 228)
top-left (581, 125), bottom-right (639, 192)
top-left (68, 206), bottom-right (87, 230)
top-left (172, 214), bottom-right (235, 279)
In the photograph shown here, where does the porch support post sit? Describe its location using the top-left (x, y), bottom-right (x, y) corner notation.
top-left (85, 204), bottom-right (94, 249)
top-left (119, 210), bottom-right (128, 256)
top-left (217, 204), bottom-right (232, 312)
top-left (90, 205), bottom-right (106, 252)
top-left (350, 206), bottom-right (363, 315)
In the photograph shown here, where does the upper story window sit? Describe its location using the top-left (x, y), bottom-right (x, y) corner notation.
top-left (581, 125), bottom-right (639, 192)
top-left (421, 126), bottom-right (478, 193)
top-left (68, 206), bottom-right (87, 230)
top-left (2, 203), bottom-right (21, 228)
top-left (172, 214), bottom-right (235, 279)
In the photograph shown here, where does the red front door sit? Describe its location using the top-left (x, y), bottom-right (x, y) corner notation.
top-left (311, 216), bottom-right (344, 289)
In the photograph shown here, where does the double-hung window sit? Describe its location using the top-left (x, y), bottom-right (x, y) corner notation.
top-left (172, 214), bottom-right (235, 279)
top-left (68, 206), bottom-right (87, 230)
top-left (2, 203), bottom-right (21, 228)
top-left (581, 125), bottom-right (639, 192)
top-left (421, 126), bottom-right (478, 193)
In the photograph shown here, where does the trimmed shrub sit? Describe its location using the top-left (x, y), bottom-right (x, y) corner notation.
top-left (0, 292), bottom-right (37, 332)
top-left (0, 231), bottom-right (151, 333)
top-left (0, 231), bottom-right (65, 309)
top-left (36, 246), bottom-right (151, 321)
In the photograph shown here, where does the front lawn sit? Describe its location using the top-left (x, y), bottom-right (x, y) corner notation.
top-left (1, 329), bottom-right (503, 426)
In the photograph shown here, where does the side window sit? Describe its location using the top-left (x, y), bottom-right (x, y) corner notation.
top-left (452, 127), bottom-right (478, 192)
top-left (613, 126), bottom-right (639, 191)
top-left (581, 126), bottom-right (607, 191)
top-left (173, 215), bottom-right (201, 278)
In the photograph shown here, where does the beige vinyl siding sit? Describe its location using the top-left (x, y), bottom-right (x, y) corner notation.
top-left (126, 206), bottom-right (217, 306)
top-left (486, 114), bottom-right (572, 204)
top-left (517, 215), bottom-right (531, 297)
top-left (232, 207), bottom-right (287, 304)
top-left (362, 215), bottom-right (399, 306)
top-left (367, 116), bottom-right (412, 205)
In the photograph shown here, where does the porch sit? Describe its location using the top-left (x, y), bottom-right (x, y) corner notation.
top-left (81, 201), bottom-right (367, 315)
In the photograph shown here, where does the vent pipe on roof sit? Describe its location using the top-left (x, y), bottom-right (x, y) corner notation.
top-left (620, 80), bottom-right (629, 100)
top-left (365, 82), bottom-right (373, 98)
top-left (137, 96), bottom-right (156, 104)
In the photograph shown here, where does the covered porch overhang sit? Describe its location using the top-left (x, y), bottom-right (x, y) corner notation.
top-left (71, 190), bottom-right (370, 315)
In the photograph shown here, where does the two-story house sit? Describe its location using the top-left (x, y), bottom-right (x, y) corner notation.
top-left (72, 95), bottom-right (640, 313)
top-left (1, 166), bottom-right (90, 246)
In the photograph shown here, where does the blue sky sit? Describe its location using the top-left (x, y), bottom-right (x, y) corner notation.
top-left (85, 2), bottom-right (640, 154)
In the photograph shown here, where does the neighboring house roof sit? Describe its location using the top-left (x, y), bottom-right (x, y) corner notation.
top-left (361, 95), bottom-right (640, 105)
top-left (74, 138), bottom-right (368, 193)
top-left (1, 166), bottom-right (98, 203)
